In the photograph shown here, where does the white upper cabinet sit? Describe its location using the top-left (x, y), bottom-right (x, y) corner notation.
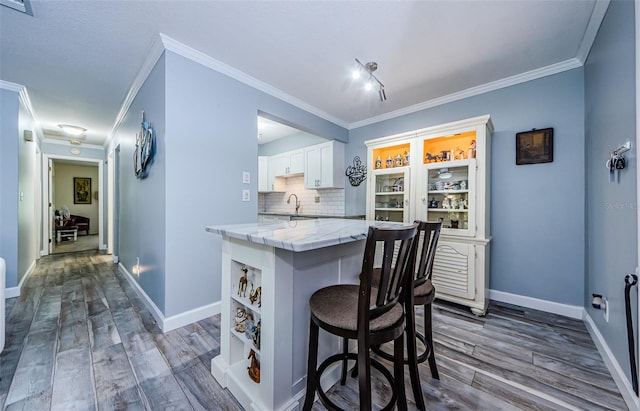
top-left (272, 149), bottom-right (304, 177)
top-left (304, 140), bottom-right (345, 189)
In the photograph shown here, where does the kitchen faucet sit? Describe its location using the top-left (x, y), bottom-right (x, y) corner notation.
top-left (287, 193), bottom-right (300, 215)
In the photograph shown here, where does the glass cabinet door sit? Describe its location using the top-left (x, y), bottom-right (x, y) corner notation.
top-left (372, 169), bottom-right (410, 223)
top-left (424, 159), bottom-right (475, 236)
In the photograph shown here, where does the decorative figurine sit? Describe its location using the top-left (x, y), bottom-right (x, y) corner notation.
top-left (386, 155), bottom-right (393, 168)
top-left (252, 319), bottom-right (261, 349)
top-left (458, 198), bottom-right (466, 210)
top-left (375, 156), bottom-right (382, 169)
top-left (404, 151), bottom-right (410, 166)
top-left (442, 197), bottom-right (451, 209)
top-left (234, 307), bottom-right (249, 332)
top-left (425, 152), bottom-right (438, 163)
top-left (451, 220), bottom-right (459, 229)
top-left (395, 154), bottom-right (403, 167)
top-left (250, 285), bottom-right (262, 307)
top-left (469, 140), bottom-right (476, 159)
top-left (440, 150), bottom-right (450, 162)
top-left (248, 350), bottom-right (260, 383)
top-left (460, 180), bottom-right (467, 190)
top-left (238, 266), bottom-right (248, 298)
top-left (428, 198), bottom-right (439, 208)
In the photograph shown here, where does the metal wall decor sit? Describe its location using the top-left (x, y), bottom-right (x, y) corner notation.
top-left (345, 156), bottom-right (367, 186)
top-left (134, 111), bottom-right (154, 178)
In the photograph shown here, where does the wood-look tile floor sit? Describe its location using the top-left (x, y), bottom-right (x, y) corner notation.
top-left (0, 251), bottom-right (628, 410)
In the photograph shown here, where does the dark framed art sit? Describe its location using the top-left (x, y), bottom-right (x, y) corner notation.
top-left (515, 128), bottom-right (553, 165)
top-left (74, 177), bottom-right (91, 204)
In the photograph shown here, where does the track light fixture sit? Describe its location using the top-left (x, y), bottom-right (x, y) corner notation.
top-left (353, 58), bottom-right (386, 101)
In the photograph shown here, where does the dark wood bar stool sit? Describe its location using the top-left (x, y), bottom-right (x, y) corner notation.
top-left (352, 221), bottom-right (442, 410)
top-left (302, 223), bottom-right (419, 411)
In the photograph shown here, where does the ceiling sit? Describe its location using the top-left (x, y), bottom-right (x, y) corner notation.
top-left (1, 1), bottom-right (605, 147)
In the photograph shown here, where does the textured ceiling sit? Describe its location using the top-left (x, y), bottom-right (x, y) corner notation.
top-left (0, 1), bottom-right (604, 146)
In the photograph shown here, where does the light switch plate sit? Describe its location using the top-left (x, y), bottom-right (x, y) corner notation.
top-left (242, 172), bottom-right (250, 184)
top-left (242, 190), bottom-right (250, 201)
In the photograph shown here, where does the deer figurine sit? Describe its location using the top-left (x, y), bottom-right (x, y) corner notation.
top-left (238, 266), bottom-right (248, 297)
top-left (249, 285), bottom-right (262, 308)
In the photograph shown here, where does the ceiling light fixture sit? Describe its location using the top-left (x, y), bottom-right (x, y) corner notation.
top-left (354, 58), bottom-right (386, 101)
top-left (58, 124), bottom-right (86, 136)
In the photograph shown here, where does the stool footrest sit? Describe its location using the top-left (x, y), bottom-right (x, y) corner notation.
top-left (315, 352), bottom-right (398, 411)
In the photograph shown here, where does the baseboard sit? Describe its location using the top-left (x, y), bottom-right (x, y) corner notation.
top-left (117, 262), bottom-right (220, 333)
top-left (5, 259), bottom-right (36, 299)
top-left (489, 289), bottom-right (583, 319)
top-left (583, 311), bottom-right (640, 411)
top-left (118, 262), bottom-right (166, 329)
top-left (163, 301), bottom-right (220, 332)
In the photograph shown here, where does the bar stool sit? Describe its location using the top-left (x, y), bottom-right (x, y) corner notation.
top-left (352, 221), bottom-right (442, 410)
top-left (302, 223), bottom-right (419, 411)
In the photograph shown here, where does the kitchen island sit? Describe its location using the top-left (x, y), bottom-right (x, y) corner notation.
top-left (205, 219), bottom-right (397, 411)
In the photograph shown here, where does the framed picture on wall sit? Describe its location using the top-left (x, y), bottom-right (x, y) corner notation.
top-left (74, 177), bottom-right (91, 204)
top-left (515, 128), bottom-right (553, 165)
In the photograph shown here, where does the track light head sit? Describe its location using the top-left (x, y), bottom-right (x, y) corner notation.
top-left (354, 58), bottom-right (386, 102)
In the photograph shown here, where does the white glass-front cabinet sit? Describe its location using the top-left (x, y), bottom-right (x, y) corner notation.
top-left (366, 115), bottom-right (493, 315)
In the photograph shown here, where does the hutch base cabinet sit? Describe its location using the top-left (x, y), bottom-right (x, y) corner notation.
top-left (366, 115), bottom-right (493, 315)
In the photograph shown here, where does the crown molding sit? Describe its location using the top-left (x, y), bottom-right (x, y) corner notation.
top-left (349, 58), bottom-right (583, 130)
top-left (1, 80), bottom-right (44, 143)
top-left (575, 0), bottom-right (610, 64)
top-left (105, 33), bottom-right (166, 149)
top-left (158, 34), bottom-right (347, 129)
top-left (0, 79), bottom-right (24, 92)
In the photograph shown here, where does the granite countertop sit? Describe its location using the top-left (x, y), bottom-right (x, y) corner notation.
top-left (206, 219), bottom-right (401, 252)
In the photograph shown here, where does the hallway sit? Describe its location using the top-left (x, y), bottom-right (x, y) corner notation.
top-left (0, 251), bottom-right (240, 410)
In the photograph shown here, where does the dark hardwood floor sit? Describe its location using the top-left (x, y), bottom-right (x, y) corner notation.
top-left (0, 251), bottom-right (628, 410)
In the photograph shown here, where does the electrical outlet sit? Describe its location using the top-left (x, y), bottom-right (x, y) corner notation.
top-left (603, 297), bottom-right (609, 322)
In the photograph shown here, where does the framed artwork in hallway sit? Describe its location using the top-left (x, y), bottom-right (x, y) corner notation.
top-left (73, 177), bottom-right (91, 204)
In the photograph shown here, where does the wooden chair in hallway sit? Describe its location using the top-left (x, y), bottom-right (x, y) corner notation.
top-left (302, 223), bottom-right (419, 411)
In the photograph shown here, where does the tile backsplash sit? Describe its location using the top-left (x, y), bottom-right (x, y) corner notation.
top-left (258, 175), bottom-right (345, 216)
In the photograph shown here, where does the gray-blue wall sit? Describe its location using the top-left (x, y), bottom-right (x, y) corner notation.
top-left (161, 50), bottom-right (348, 316)
top-left (0, 88), bottom-right (20, 288)
top-left (258, 131), bottom-right (328, 156)
top-left (585, 0), bottom-right (637, 384)
top-left (347, 69), bottom-right (586, 306)
top-left (113, 53), bottom-right (168, 313)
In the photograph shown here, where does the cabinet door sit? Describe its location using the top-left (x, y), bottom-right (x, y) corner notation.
top-left (304, 145), bottom-right (322, 188)
top-left (271, 153), bottom-right (288, 177)
top-left (431, 241), bottom-right (475, 300)
top-left (288, 149), bottom-right (305, 174)
top-left (258, 156), bottom-right (269, 192)
top-left (304, 141), bottom-right (344, 189)
top-left (370, 168), bottom-right (411, 223)
top-left (421, 159), bottom-right (476, 237)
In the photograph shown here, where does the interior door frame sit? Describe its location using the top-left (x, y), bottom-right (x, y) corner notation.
top-left (635, 0), bottom-right (639, 399)
top-left (41, 154), bottom-right (105, 256)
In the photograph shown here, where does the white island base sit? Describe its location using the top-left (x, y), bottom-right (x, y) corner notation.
top-left (207, 220), bottom-right (383, 411)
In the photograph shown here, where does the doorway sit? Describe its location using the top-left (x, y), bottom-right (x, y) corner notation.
top-left (42, 155), bottom-right (104, 255)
